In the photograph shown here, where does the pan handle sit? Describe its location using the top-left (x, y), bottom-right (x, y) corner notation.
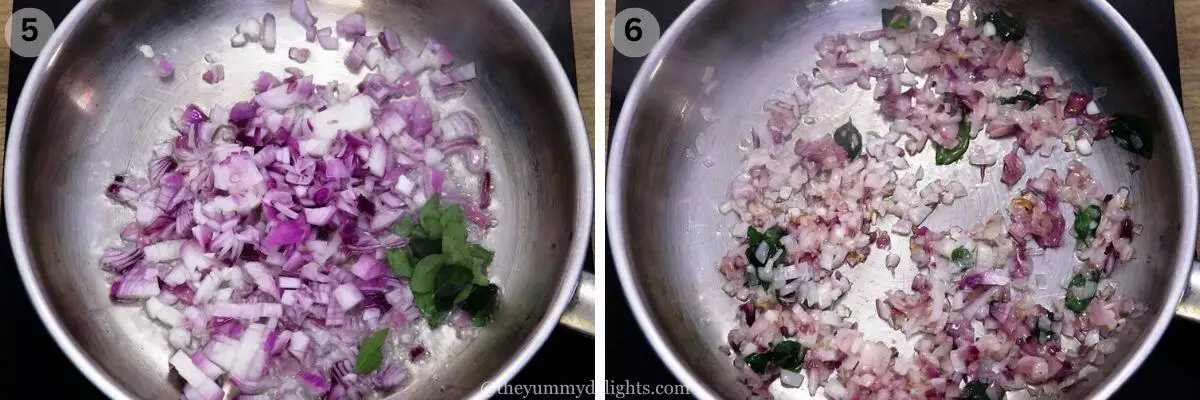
top-left (1175, 261), bottom-right (1200, 322)
top-left (558, 271), bottom-right (595, 335)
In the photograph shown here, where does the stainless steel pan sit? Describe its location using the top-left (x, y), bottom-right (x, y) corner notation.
top-left (4, 1), bottom-right (593, 399)
top-left (609, 0), bottom-right (1197, 399)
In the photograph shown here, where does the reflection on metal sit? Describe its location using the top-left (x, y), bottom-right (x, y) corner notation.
top-left (4, 1), bottom-right (591, 400)
top-left (561, 272), bottom-right (596, 335)
top-left (609, 0), bottom-right (1196, 399)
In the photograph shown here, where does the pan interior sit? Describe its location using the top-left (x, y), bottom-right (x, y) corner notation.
top-left (614, 0), bottom-right (1192, 398)
top-left (8, 0), bottom-right (584, 398)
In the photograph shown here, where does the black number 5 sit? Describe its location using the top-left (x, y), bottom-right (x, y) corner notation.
top-left (21, 17), bottom-right (37, 41)
top-left (625, 17), bottom-right (642, 41)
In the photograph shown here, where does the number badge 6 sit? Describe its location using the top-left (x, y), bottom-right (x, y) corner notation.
top-left (611, 8), bottom-right (660, 58)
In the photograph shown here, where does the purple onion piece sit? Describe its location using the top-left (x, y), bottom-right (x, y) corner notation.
top-left (288, 47), bottom-right (311, 63)
top-left (316, 27), bottom-right (338, 50)
top-left (1001, 149), bottom-right (1026, 187)
top-left (1063, 92), bottom-right (1091, 118)
top-left (157, 56), bottom-right (175, 78)
top-left (378, 28), bottom-right (402, 56)
top-left (110, 24), bottom-right (496, 399)
top-left (345, 37), bottom-right (370, 70)
top-left (291, 0), bottom-right (317, 26)
top-left (335, 13), bottom-right (367, 39)
top-left (261, 13), bottom-right (277, 51)
top-left (202, 64), bottom-right (225, 84)
top-left (479, 172), bottom-right (492, 209)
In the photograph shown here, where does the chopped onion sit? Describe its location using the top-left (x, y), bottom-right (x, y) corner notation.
top-left (144, 240), bottom-right (183, 262)
top-left (364, 45), bottom-right (385, 70)
top-left (333, 284), bottom-right (364, 310)
top-left (231, 33), bottom-right (248, 47)
top-left (715, 6), bottom-right (1142, 400)
top-left (138, 44), bottom-right (155, 58)
top-left (345, 38), bottom-right (370, 70)
top-left (290, 0), bottom-right (317, 27)
top-left (237, 18), bottom-right (262, 41)
top-left (156, 56), bottom-right (175, 78)
top-left (261, 13), bottom-right (277, 51)
top-left (104, 18), bottom-right (494, 399)
top-left (172, 351), bottom-right (223, 400)
top-left (1064, 92), bottom-right (1091, 118)
top-left (288, 47), bottom-right (311, 63)
top-left (336, 13), bottom-right (367, 39)
top-left (378, 28), bottom-right (402, 56)
top-left (202, 64), bottom-right (225, 84)
top-left (316, 27), bottom-right (338, 50)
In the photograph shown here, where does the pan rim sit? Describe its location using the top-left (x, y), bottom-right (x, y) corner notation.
top-left (606, 1), bottom-right (1197, 399)
top-left (2, 0), bottom-right (593, 399)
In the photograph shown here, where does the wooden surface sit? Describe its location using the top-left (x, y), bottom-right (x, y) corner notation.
top-left (605, 0), bottom-right (615, 132)
top-left (571, 0), bottom-right (595, 145)
top-left (1, 0), bottom-right (11, 164)
top-left (1177, 1), bottom-right (1200, 170)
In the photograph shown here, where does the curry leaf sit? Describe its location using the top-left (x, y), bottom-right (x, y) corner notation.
top-left (960, 379), bottom-right (993, 400)
top-left (833, 121), bottom-right (863, 160)
top-left (414, 292), bottom-right (442, 325)
top-left (354, 328), bottom-right (390, 374)
top-left (420, 195), bottom-right (444, 237)
top-left (882, 7), bottom-right (912, 30)
top-left (432, 264), bottom-right (473, 312)
top-left (998, 90), bottom-right (1043, 109)
top-left (441, 221), bottom-right (470, 265)
top-left (935, 114), bottom-right (972, 165)
top-left (1065, 271), bottom-right (1100, 313)
top-left (951, 247), bottom-right (973, 269)
top-left (410, 254), bottom-right (446, 294)
top-left (744, 352), bottom-right (771, 374)
top-left (462, 284), bottom-right (500, 326)
top-left (392, 215), bottom-right (423, 238)
top-left (1073, 205), bottom-right (1102, 243)
top-left (385, 248), bottom-right (414, 277)
top-left (1107, 114), bottom-right (1152, 158)
top-left (985, 11), bottom-right (1025, 42)
top-left (771, 341), bottom-right (807, 372)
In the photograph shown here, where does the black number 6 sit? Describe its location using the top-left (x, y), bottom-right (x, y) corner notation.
top-left (20, 17), bottom-right (37, 41)
top-left (625, 17), bottom-right (642, 42)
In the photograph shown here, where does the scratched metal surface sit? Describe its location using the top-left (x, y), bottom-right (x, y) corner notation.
top-left (2, 0), bottom-right (589, 399)
top-left (609, 0), bottom-right (1193, 399)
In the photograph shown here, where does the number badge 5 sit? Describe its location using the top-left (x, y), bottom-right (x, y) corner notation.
top-left (5, 8), bottom-right (55, 58)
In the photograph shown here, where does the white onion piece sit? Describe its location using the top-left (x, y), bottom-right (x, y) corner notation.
top-left (171, 351), bottom-right (222, 397)
top-left (333, 284), bottom-right (363, 311)
top-left (230, 33), bottom-right (248, 47)
top-left (261, 13), bottom-right (277, 51)
top-left (237, 18), bottom-right (262, 41)
top-left (780, 369), bottom-right (805, 388)
top-left (364, 45), bottom-right (384, 70)
top-left (143, 240), bottom-right (183, 262)
top-left (288, 47), bottom-right (310, 63)
top-left (310, 95), bottom-right (374, 138)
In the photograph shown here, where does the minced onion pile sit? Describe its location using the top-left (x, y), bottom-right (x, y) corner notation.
top-left (103, 2), bottom-right (501, 399)
top-left (718, 5), bottom-right (1149, 400)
